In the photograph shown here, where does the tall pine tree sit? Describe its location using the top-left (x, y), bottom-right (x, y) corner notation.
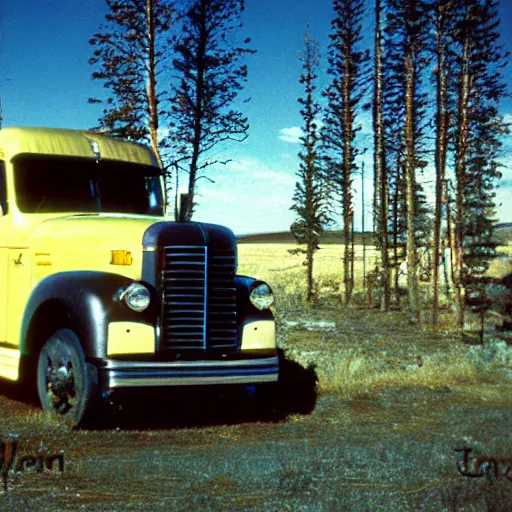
top-left (322, 0), bottom-right (370, 305)
top-left (373, 0), bottom-right (391, 310)
top-left (451, 0), bottom-right (509, 327)
top-left (431, 0), bottom-right (456, 325)
top-left (290, 31), bottom-right (327, 303)
top-left (382, 0), bottom-right (407, 307)
top-left (383, 0), bottom-right (432, 320)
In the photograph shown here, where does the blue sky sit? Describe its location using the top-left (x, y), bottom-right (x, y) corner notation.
top-left (1, 0), bottom-right (511, 235)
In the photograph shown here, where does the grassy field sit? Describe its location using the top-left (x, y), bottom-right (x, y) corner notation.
top-left (238, 243), bottom-right (381, 310)
top-left (238, 240), bottom-right (512, 509)
top-left (238, 242), bottom-right (512, 398)
top-left (238, 242), bottom-right (512, 304)
top-left (238, 241), bottom-right (512, 316)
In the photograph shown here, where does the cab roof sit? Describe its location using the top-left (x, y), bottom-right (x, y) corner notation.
top-left (0, 127), bottom-right (159, 167)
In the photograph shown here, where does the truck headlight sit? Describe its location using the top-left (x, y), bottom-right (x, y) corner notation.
top-left (249, 282), bottom-right (274, 311)
top-left (122, 283), bottom-right (151, 312)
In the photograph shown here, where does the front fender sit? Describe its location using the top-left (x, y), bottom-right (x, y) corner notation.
top-left (21, 271), bottom-right (158, 359)
top-left (235, 275), bottom-right (274, 320)
top-left (235, 275), bottom-right (275, 352)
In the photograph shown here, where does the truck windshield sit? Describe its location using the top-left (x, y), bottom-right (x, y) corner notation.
top-left (13, 154), bottom-right (165, 216)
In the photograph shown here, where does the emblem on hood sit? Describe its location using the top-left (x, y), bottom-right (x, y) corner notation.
top-left (111, 250), bottom-right (133, 266)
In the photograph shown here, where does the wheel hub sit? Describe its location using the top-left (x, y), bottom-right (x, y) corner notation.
top-left (57, 365), bottom-right (69, 381)
top-left (46, 358), bottom-right (76, 412)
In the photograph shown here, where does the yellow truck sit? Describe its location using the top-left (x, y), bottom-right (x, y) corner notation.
top-left (0, 127), bottom-right (278, 426)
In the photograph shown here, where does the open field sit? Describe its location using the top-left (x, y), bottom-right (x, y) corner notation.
top-left (238, 242), bottom-right (512, 316)
top-left (238, 243), bottom-right (381, 312)
top-left (0, 243), bottom-right (511, 511)
top-left (239, 243), bottom-right (512, 396)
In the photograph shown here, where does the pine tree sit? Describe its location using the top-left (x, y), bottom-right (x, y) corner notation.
top-left (290, 31), bottom-right (327, 303)
top-left (89, 0), bottom-right (175, 168)
top-left (383, 0), bottom-right (432, 320)
top-left (373, 0), bottom-right (391, 310)
top-left (403, 0), bottom-right (431, 321)
top-left (322, 0), bottom-right (370, 305)
top-left (381, 0), bottom-right (407, 307)
top-left (169, 0), bottom-right (254, 222)
top-left (390, 159), bottom-right (407, 305)
top-left (450, 0), bottom-right (509, 327)
top-left (431, 0), bottom-right (455, 325)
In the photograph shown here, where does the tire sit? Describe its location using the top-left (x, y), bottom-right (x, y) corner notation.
top-left (37, 329), bottom-right (100, 428)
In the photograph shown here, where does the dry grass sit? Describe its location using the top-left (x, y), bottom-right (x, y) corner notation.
top-left (238, 243), bottom-right (380, 284)
top-left (281, 336), bottom-right (496, 399)
top-left (238, 243), bottom-right (381, 313)
top-left (314, 351), bottom-right (478, 397)
top-left (238, 242), bottom-right (512, 399)
top-left (238, 242), bottom-right (512, 308)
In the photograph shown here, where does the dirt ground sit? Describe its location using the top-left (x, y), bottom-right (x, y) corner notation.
top-left (1, 310), bottom-right (511, 511)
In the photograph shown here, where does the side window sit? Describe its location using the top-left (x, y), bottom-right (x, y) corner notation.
top-left (0, 161), bottom-right (6, 216)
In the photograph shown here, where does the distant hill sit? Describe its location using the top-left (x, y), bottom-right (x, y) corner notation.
top-left (237, 223), bottom-right (512, 246)
top-left (237, 230), bottom-right (376, 245)
top-left (495, 223), bottom-right (512, 244)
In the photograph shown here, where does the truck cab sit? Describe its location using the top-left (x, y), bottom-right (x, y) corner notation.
top-left (0, 127), bottom-right (278, 426)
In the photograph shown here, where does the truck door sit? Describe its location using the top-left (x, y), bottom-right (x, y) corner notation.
top-left (0, 162), bottom-right (7, 342)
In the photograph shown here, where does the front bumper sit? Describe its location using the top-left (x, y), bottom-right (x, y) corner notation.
top-left (95, 356), bottom-right (279, 389)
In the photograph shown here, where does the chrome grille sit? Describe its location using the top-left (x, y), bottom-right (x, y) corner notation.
top-left (207, 250), bottom-right (237, 349)
top-left (161, 246), bottom-right (238, 352)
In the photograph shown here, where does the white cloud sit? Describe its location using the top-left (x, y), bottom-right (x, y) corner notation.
top-left (223, 157), bottom-right (296, 187)
top-left (278, 126), bottom-right (303, 144)
top-left (193, 155), bottom-right (297, 234)
top-left (253, 169), bottom-right (296, 187)
top-left (224, 159), bottom-right (256, 173)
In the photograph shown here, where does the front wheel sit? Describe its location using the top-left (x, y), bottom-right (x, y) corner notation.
top-left (37, 329), bottom-right (99, 428)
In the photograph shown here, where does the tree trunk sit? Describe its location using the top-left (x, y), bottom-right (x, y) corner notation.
top-left (432, 3), bottom-right (449, 326)
top-left (351, 213), bottom-right (355, 294)
top-left (343, 60), bottom-right (353, 305)
top-left (307, 241), bottom-right (315, 302)
top-left (181, 3), bottom-right (208, 222)
top-left (393, 164), bottom-right (400, 307)
top-left (362, 161), bottom-right (366, 290)
top-left (343, 203), bottom-right (352, 305)
top-left (444, 179), bottom-right (454, 296)
top-left (146, 0), bottom-right (163, 169)
top-left (374, 0), bottom-right (390, 311)
top-left (372, 1), bottom-right (381, 258)
top-left (404, 40), bottom-right (420, 320)
top-left (454, 37), bottom-right (471, 328)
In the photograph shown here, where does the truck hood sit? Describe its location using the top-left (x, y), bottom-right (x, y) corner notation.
top-left (31, 214), bottom-right (162, 281)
